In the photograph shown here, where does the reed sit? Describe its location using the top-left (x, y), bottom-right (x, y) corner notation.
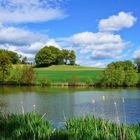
top-left (0, 112), bottom-right (140, 140)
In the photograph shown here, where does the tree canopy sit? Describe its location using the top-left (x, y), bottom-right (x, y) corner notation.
top-left (135, 58), bottom-right (140, 73)
top-left (35, 46), bottom-right (76, 67)
top-left (0, 49), bottom-right (20, 64)
top-left (0, 52), bottom-right (11, 82)
top-left (100, 60), bottom-right (138, 86)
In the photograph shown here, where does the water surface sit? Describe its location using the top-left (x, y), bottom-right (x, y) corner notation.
top-left (0, 86), bottom-right (140, 127)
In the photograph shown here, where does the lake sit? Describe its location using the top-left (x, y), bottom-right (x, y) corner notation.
top-left (0, 86), bottom-right (140, 127)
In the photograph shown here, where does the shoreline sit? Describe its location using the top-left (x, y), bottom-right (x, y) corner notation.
top-left (0, 82), bottom-right (140, 87)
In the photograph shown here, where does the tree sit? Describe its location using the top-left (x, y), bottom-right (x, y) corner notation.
top-left (69, 50), bottom-right (76, 65)
top-left (0, 52), bottom-right (11, 82)
top-left (35, 46), bottom-right (55, 67)
top-left (135, 58), bottom-right (140, 72)
top-left (62, 49), bottom-right (70, 64)
top-left (48, 46), bottom-right (61, 65)
top-left (100, 60), bottom-right (138, 86)
top-left (0, 49), bottom-right (20, 64)
top-left (35, 46), bottom-right (77, 67)
top-left (21, 56), bottom-right (27, 64)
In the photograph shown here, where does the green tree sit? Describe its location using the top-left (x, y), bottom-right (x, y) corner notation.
top-left (0, 52), bottom-right (11, 82)
top-left (35, 46), bottom-right (76, 67)
top-left (69, 50), bottom-right (76, 65)
top-left (100, 60), bottom-right (138, 86)
top-left (21, 56), bottom-right (27, 64)
top-left (62, 49), bottom-right (70, 64)
top-left (135, 58), bottom-right (140, 72)
top-left (48, 46), bottom-right (61, 65)
top-left (10, 65), bottom-right (35, 85)
top-left (0, 49), bottom-right (20, 64)
top-left (35, 46), bottom-right (55, 67)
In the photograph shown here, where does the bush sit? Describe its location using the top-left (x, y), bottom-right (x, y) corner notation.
top-left (100, 61), bottom-right (138, 87)
top-left (68, 74), bottom-right (79, 86)
top-left (9, 65), bottom-right (35, 85)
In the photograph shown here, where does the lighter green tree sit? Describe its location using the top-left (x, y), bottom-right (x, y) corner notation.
top-left (0, 52), bottom-right (11, 82)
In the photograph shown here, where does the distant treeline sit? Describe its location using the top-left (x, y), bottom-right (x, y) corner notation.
top-left (0, 46), bottom-right (140, 87)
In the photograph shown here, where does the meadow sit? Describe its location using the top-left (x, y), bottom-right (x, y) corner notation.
top-left (34, 65), bottom-right (103, 83)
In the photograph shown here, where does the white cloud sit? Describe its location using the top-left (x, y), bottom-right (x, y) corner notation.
top-left (68, 32), bottom-right (126, 60)
top-left (0, 26), bottom-right (47, 45)
top-left (0, 0), bottom-right (66, 23)
top-left (132, 47), bottom-right (140, 58)
top-left (99, 12), bottom-right (137, 32)
top-left (46, 39), bottom-right (61, 49)
top-left (0, 24), bottom-right (62, 61)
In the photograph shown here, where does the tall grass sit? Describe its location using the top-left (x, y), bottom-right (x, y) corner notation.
top-left (1, 112), bottom-right (140, 140)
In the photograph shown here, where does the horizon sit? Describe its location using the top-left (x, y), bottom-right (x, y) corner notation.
top-left (0, 0), bottom-right (140, 68)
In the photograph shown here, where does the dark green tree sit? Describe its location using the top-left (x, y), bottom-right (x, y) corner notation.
top-left (48, 46), bottom-right (61, 65)
top-left (69, 50), bottom-right (76, 65)
top-left (0, 52), bottom-right (11, 82)
top-left (35, 46), bottom-right (55, 66)
top-left (35, 46), bottom-right (76, 67)
top-left (0, 49), bottom-right (20, 64)
top-left (134, 58), bottom-right (140, 72)
top-left (62, 49), bottom-right (70, 64)
top-left (21, 56), bottom-right (27, 64)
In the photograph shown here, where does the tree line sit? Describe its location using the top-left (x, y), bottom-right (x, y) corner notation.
top-left (35, 46), bottom-right (76, 67)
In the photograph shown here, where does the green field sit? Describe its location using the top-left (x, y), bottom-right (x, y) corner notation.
top-left (35, 65), bottom-right (103, 83)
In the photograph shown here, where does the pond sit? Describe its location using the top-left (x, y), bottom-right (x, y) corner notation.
top-left (0, 86), bottom-right (140, 127)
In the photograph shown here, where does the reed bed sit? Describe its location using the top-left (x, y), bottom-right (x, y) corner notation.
top-left (0, 112), bottom-right (140, 140)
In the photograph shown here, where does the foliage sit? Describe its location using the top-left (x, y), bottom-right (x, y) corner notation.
top-left (0, 52), bottom-right (11, 82)
top-left (68, 74), bottom-right (79, 86)
top-left (35, 46), bottom-right (76, 67)
top-left (0, 49), bottom-right (20, 64)
top-left (0, 113), bottom-right (52, 139)
top-left (69, 50), bottom-right (76, 65)
top-left (9, 65), bottom-right (35, 85)
top-left (100, 60), bottom-right (138, 86)
top-left (1, 113), bottom-right (140, 140)
top-left (134, 58), bottom-right (140, 72)
top-left (21, 56), bottom-right (28, 64)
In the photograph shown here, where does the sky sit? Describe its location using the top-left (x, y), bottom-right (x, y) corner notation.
top-left (0, 0), bottom-right (140, 67)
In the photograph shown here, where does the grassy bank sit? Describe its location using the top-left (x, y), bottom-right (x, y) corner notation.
top-left (1, 112), bottom-right (140, 140)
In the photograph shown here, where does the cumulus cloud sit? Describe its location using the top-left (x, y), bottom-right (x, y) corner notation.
top-left (0, 24), bottom-right (61, 61)
top-left (132, 47), bottom-right (140, 58)
top-left (0, 0), bottom-right (66, 23)
top-left (68, 32), bottom-right (126, 60)
top-left (0, 26), bottom-right (47, 46)
top-left (99, 12), bottom-right (137, 32)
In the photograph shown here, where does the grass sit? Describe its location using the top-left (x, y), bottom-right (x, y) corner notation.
top-left (34, 65), bottom-right (103, 83)
top-left (1, 112), bottom-right (140, 140)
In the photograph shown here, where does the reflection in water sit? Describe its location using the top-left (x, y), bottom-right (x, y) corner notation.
top-left (0, 86), bottom-right (140, 127)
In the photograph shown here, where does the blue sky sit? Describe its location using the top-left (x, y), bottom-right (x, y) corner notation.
top-left (0, 0), bottom-right (140, 67)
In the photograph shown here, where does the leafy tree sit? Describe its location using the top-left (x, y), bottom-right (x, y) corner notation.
top-left (100, 60), bottom-right (138, 86)
top-left (62, 49), bottom-right (70, 64)
top-left (0, 49), bottom-right (20, 64)
top-left (35, 46), bottom-right (55, 67)
top-left (135, 58), bottom-right (140, 72)
top-left (69, 50), bottom-right (76, 65)
top-left (48, 46), bottom-right (61, 65)
top-left (35, 46), bottom-right (76, 67)
top-left (10, 65), bottom-right (35, 85)
top-left (21, 56), bottom-right (27, 64)
top-left (0, 52), bottom-right (11, 82)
